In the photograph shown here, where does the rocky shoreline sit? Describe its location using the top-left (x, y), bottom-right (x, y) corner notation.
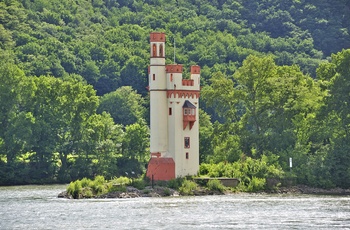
top-left (269, 185), bottom-right (350, 195)
top-left (58, 184), bottom-right (225, 199)
top-left (58, 184), bottom-right (350, 199)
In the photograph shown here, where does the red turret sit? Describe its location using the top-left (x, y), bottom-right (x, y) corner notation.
top-left (150, 32), bottom-right (165, 42)
top-left (191, 65), bottom-right (201, 74)
top-left (166, 64), bottom-right (183, 73)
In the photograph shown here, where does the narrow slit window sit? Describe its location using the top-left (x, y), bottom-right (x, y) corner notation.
top-left (169, 107), bottom-right (172, 115)
top-left (186, 152), bottom-right (189, 159)
top-left (184, 137), bottom-right (190, 148)
top-left (152, 44), bottom-right (157, 57)
top-left (170, 74), bottom-right (173, 82)
top-left (159, 44), bottom-right (163, 57)
top-left (153, 74), bottom-right (155, 81)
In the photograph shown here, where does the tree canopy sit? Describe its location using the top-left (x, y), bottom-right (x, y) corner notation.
top-left (1, 0), bottom-right (349, 95)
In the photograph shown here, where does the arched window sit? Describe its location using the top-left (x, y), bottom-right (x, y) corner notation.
top-left (152, 44), bottom-right (157, 57)
top-left (170, 73), bottom-right (173, 82)
top-left (159, 44), bottom-right (163, 57)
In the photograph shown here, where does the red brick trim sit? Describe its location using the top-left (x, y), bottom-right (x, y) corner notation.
top-left (167, 90), bottom-right (200, 99)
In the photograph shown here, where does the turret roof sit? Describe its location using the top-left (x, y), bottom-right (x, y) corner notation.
top-left (183, 100), bottom-right (196, 108)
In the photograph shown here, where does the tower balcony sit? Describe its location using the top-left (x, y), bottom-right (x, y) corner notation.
top-left (183, 114), bottom-right (196, 122)
top-left (183, 100), bottom-right (196, 130)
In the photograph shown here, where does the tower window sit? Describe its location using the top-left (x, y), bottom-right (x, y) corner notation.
top-left (186, 152), bottom-right (189, 159)
top-left (169, 107), bottom-right (172, 115)
top-left (184, 137), bottom-right (190, 148)
top-left (152, 44), bottom-right (157, 57)
top-left (159, 44), bottom-right (163, 57)
top-left (153, 74), bottom-right (155, 81)
top-left (170, 74), bottom-right (173, 82)
top-left (184, 108), bottom-right (191, 115)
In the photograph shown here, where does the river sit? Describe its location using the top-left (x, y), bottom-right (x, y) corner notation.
top-left (0, 184), bottom-right (350, 229)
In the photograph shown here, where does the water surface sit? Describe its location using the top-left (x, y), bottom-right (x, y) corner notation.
top-left (1, 185), bottom-right (350, 229)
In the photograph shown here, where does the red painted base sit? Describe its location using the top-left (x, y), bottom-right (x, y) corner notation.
top-left (146, 157), bottom-right (175, 181)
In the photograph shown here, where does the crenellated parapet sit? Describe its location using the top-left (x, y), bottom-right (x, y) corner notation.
top-left (150, 32), bottom-right (165, 42)
top-left (166, 64), bottom-right (183, 73)
top-left (165, 64), bottom-right (200, 93)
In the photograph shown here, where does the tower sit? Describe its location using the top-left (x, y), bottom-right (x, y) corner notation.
top-left (146, 32), bottom-right (200, 181)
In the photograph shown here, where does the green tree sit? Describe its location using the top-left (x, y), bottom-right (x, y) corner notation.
top-left (316, 49), bottom-right (350, 188)
top-left (97, 86), bottom-right (145, 126)
top-left (122, 119), bottom-right (149, 162)
top-left (0, 59), bottom-right (26, 164)
top-left (202, 55), bottom-right (324, 172)
top-left (77, 112), bottom-right (124, 179)
top-left (23, 76), bottom-right (99, 182)
top-left (199, 109), bottom-right (214, 163)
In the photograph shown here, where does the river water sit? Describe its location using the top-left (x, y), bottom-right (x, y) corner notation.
top-left (0, 185), bottom-right (350, 229)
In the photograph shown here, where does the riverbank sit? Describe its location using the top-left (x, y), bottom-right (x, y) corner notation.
top-left (58, 184), bottom-right (225, 199)
top-left (58, 184), bottom-right (350, 199)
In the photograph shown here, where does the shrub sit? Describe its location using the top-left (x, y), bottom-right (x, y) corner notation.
top-left (154, 180), bottom-right (167, 187)
top-left (207, 179), bottom-right (225, 192)
top-left (67, 180), bottom-right (82, 199)
top-left (94, 184), bottom-right (108, 195)
top-left (108, 184), bottom-right (127, 193)
top-left (110, 176), bottom-right (131, 186)
top-left (199, 163), bottom-right (210, 175)
top-left (163, 188), bottom-right (171, 196)
top-left (179, 179), bottom-right (198, 195)
top-left (108, 176), bottom-right (132, 193)
top-left (67, 181), bottom-right (75, 197)
top-left (131, 178), bottom-right (146, 190)
top-left (81, 187), bottom-right (93, 198)
top-left (247, 177), bottom-right (266, 192)
top-left (80, 177), bottom-right (92, 188)
top-left (93, 175), bottom-right (105, 185)
top-left (167, 178), bottom-right (184, 190)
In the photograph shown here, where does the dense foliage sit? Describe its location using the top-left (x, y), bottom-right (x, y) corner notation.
top-left (1, 0), bottom-right (349, 94)
top-left (201, 51), bottom-right (350, 189)
top-left (1, 0), bottom-right (350, 189)
top-left (0, 57), bottom-right (149, 184)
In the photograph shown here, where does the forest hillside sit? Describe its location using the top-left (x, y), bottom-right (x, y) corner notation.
top-left (1, 0), bottom-right (350, 94)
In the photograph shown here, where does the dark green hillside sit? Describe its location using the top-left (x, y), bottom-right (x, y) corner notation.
top-left (1, 0), bottom-right (349, 95)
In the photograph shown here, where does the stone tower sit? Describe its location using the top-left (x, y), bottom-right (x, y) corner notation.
top-left (146, 32), bottom-right (200, 180)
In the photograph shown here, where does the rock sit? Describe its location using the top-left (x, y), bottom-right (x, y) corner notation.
top-left (118, 192), bottom-right (140, 198)
top-left (269, 185), bottom-right (350, 195)
top-left (57, 191), bottom-right (72, 199)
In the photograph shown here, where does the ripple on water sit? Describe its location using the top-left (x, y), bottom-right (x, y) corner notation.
top-left (1, 186), bottom-right (350, 229)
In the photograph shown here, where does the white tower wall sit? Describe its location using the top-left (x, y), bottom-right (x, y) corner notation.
top-left (149, 33), bottom-right (168, 155)
top-left (147, 32), bottom-right (200, 180)
top-left (169, 96), bottom-right (199, 177)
